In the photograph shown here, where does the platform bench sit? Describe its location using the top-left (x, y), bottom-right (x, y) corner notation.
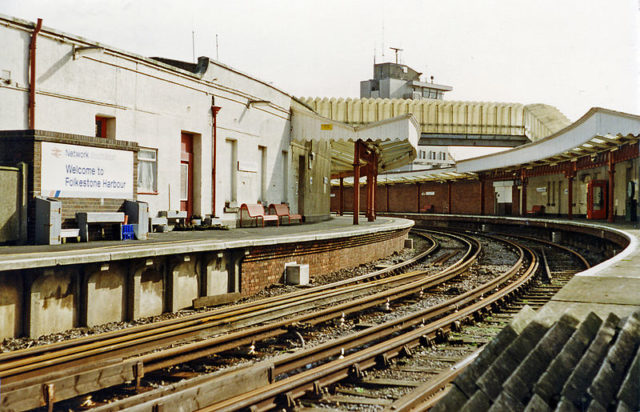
top-left (421, 204), bottom-right (435, 213)
top-left (240, 204), bottom-right (279, 227)
top-left (60, 228), bottom-right (80, 243)
top-left (527, 205), bottom-right (545, 216)
top-left (269, 203), bottom-right (302, 224)
top-left (76, 212), bottom-right (125, 242)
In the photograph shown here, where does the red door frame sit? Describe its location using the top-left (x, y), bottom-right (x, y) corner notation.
top-left (587, 180), bottom-right (607, 220)
top-left (180, 133), bottom-right (194, 218)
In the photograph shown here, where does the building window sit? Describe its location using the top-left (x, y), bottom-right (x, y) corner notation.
top-left (95, 115), bottom-right (115, 138)
top-left (137, 148), bottom-right (157, 193)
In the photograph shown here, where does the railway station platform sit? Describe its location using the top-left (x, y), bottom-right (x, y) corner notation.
top-left (0, 216), bottom-right (412, 339)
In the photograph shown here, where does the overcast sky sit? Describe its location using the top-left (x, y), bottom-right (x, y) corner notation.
top-left (3, 0), bottom-right (639, 123)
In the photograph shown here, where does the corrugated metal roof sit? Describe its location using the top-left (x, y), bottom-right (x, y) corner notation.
top-left (298, 97), bottom-right (570, 142)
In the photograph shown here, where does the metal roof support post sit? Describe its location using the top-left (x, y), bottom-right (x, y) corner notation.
top-left (567, 176), bottom-right (574, 220)
top-left (521, 170), bottom-right (528, 216)
top-left (480, 178), bottom-right (486, 215)
top-left (353, 140), bottom-right (361, 225)
top-left (447, 181), bottom-right (452, 214)
top-left (365, 165), bottom-right (372, 221)
top-left (386, 184), bottom-right (390, 212)
top-left (339, 177), bottom-right (344, 216)
top-left (416, 182), bottom-right (420, 213)
top-left (372, 170), bottom-right (377, 220)
top-left (565, 163), bottom-right (576, 220)
top-left (608, 153), bottom-right (615, 223)
top-left (367, 153), bottom-right (378, 222)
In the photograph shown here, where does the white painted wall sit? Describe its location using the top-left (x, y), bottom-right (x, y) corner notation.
top-left (0, 15), bottom-right (297, 224)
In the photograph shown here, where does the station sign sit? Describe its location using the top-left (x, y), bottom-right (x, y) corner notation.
top-left (41, 142), bottom-right (133, 199)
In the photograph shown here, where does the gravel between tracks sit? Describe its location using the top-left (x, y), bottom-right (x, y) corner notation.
top-left (1, 235), bottom-right (430, 353)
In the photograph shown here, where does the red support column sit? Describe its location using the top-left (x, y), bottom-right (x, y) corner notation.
top-left (353, 141), bottom-right (361, 225)
top-left (386, 184), bottom-right (390, 212)
top-left (567, 176), bottom-right (574, 220)
top-left (365, 166), bottom-right (371, 221)
top-left (369, 164), bottom-right (377, 221)
top-left (608, 153), bottom-right (615, 223)
top-left (480, 178), bottom-right (486, 215)
top-left (521, 170), bottom-right (528, 216)
top-left (339, 177), bottom-right (344, 216)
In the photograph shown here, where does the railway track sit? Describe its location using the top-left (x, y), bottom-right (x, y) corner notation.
top-left (3, 228), bottom-right (592, 412)
top-left (0, 231), bottom-right (479, 411)
top-left (60, 231), bottom-right (519, 411)
top-left (374, 230), bottom-right (592, 412)
top-left (195, 231), bottom-right (589, 412)
top-left (195, 233), bottom-right (533, 411)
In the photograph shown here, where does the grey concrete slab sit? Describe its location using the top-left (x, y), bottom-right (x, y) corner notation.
top-left (552, 276), bottom-right (640, 305)
top-left (0, 216), bottom-right (413, 271)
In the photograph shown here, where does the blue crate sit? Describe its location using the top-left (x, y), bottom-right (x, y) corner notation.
top-left (122, 224), bottom-right (135, 240)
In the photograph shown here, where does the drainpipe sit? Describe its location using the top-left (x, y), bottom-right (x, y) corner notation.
top-left (211, 104), bottom-right (222, 217)
top-left (28, 18), bottom-right (43, 129)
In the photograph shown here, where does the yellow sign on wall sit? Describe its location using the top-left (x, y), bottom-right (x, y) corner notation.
top-left (321, 124), bottom-right (333, 130)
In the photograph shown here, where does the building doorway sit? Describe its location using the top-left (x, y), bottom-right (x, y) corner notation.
top-left (180, 133), bottom-right (194, 218)
top-left (587, 180), bottom-right (607, 219)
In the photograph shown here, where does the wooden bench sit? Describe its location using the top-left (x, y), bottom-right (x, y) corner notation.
top-left (76, 212), bottom-right (125, 241)
top-left (239, 204), bottom-right (279, 227)
top-left (421, 204), bottom-right (435, 213)
top-left (269, 203), bottom-right (302, 225)
top-left (527, 205), bottom-right (545, 216)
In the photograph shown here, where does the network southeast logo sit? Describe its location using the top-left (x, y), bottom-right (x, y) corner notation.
top-left (50, 147), bottom-right (93, 159)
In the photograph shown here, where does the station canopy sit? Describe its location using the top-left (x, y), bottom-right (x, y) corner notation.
top-left (457, 108), bottom-right (640, 174)
top-left (335, 167), bottom-right (477, 186)
top-left (291, 101), bottom-right (420, 175)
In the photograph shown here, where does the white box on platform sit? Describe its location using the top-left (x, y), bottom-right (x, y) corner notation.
top-left (286, 263), bottom-right (309, 285)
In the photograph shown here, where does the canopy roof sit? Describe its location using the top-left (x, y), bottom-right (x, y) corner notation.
top-left (291, 102), bottom-right (420, 175)
top-left (333, 167), bottom-right (477, 187)
top-left (457, 108), bottom-right (640, 173)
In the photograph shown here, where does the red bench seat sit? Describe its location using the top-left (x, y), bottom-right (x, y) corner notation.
top-left (269, 203), bottom-right (302, 224)
top-left (239, 203), bottom-right (279, 227)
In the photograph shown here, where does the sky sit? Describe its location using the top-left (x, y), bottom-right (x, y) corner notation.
top-left (2, 0), bottom-right (639, 156)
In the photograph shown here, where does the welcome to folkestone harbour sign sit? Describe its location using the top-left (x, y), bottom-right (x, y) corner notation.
top-left (41, 142), bottom-right (134, 199)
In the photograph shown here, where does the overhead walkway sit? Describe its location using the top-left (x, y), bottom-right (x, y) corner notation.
top-left (298, 97), bottom-right (570, 147)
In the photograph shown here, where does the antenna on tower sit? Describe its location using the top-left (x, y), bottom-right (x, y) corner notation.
top-left (390, 47), bottom-right (403, 64)
top-left (191, 31), bottom-right (195, 63)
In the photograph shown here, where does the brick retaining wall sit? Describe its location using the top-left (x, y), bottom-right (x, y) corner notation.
top-left (241, 228), bottom-right (410, 295)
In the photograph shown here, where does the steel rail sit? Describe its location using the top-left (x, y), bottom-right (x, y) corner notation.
top-left (200, 240), bottom-right (538, 411)
top-left (383, 232), bottom-right (589, 412)
top-left (0, 232), bottom-right (438, 365)
top-left (0, 232), bottom-right (474, 410)
top-left (503, 233), bottom-right (591, 269)
top-left (0, 233), bottom-right (442, 379)
top-left (138, 231), bottom-right (479, 373)
top-left (383, 350), bottom-right (482, 412)
top-left (42, 231), bottom-right (481, 412)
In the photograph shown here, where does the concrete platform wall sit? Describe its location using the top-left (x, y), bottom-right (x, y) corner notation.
top-left (0, 225), bottom-right (410, 339)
